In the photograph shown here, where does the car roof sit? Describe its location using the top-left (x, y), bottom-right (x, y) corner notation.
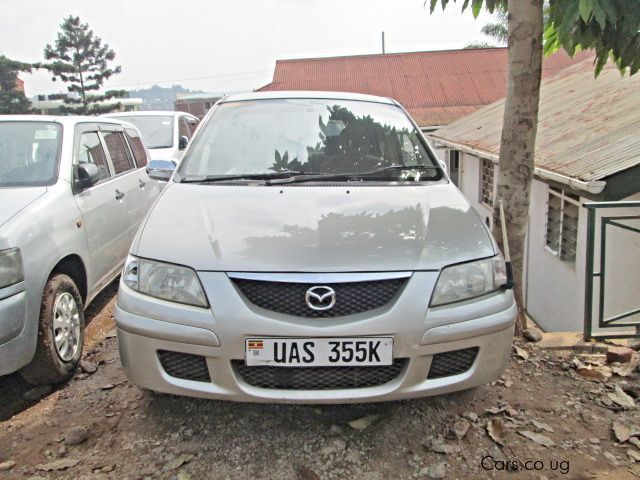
top-left (221, 90), bottom-right (397, 105)
top-left (0, 114), bottom-right (140, 128)
top-left (104, 111), bottom-right (197, 118)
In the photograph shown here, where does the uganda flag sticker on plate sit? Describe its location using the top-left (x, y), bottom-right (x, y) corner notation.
top-left (247, 340), bottom-right (263, 350)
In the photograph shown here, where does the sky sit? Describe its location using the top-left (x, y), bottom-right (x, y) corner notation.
top-left (0, 0), bottom-right (499, 96)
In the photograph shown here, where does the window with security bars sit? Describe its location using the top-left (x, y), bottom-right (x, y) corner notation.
top-left (545, 186), bottom-right (579, 266)
top-left (481, 159), bottom-right (495, 206)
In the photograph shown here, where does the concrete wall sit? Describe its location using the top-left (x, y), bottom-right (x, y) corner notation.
top-left (525, 180), bottom-right (587, 331)
top-left (457, 152), bottom-right (493, 230)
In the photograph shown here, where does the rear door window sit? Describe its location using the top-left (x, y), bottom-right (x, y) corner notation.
top-left (103, 131), bottom-right (135, 175)
top-left (124, 128), bottom-right (148, 167)
top-left (77, 131), bottom-right (111, 182)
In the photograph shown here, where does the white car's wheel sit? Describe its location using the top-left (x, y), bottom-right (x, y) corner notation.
top-left (20, 274), bottom-right (85, 385)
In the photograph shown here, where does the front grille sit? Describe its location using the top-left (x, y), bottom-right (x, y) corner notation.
top-left (157, 350), bottom-right (211, 382)
top-left (427, 347), bottom-right (479, 379)
top-left (231, 277), bottom-right (408, 318)
top-left (232, 359), bottom-right (407, 390)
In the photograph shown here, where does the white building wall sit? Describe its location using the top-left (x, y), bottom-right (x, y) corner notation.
top-left (443, 148), bottom-right (640, 332)
top-left (525, 180), bottom-right (587, 331)
top-left (454, 152), bottom-right (493, 228)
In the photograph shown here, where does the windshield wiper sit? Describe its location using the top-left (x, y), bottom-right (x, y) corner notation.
top-left (265, 165), bottom-right (441, 185)
top-left (178, 171), bottom-right (312, 183)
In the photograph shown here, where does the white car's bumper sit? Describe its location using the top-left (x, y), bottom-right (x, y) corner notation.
top-left (115, 271), bottom-right (516, 404)
top-left (0, 281), bottom-right (31, 376)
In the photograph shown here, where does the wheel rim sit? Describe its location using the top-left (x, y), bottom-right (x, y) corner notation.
top-left (52, 292), bottom-right (81, 362)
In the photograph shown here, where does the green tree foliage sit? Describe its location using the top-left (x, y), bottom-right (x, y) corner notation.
top-left (43, 16), bottom-right (126, 114)
top-left (480, 3), bottom-right (508, 44)
top-left (430, 0), bottom-right (640, 75)
top-left (270, 105), bottom-right (410, 174)
top-left (464, 41), bottom-right (496, 49)
top-left (0, 55), bottom-right (32, 114)
top-left (545, 0), bottom-right (640, 75)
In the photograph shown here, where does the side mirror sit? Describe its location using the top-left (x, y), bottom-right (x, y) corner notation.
top-left (147, 159), bottom-right (177, 181)
top-left (178, 135), bottom-right (189, 150)
top-left (75, 163), bottom-right (100, 191)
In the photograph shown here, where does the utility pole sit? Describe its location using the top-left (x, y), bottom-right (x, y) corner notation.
top-left (381, 31), bottom-right (386, 54)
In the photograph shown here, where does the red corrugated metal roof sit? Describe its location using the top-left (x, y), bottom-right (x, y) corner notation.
top-left (258, 48), bottom-right (591, 127)
top-left (431, 58), bottom-right (640, 182)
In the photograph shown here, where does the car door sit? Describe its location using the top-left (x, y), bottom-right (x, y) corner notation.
top-left (122, 126), bottom-right (160, 226)
top-left (99, 124), bottom-right (144, 244)
top-left (72, 124), bottom-right (131, 293)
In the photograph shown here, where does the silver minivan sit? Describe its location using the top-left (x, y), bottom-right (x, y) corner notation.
top-left (115, 92), bottom-right (517, 403)
top-left (0, 116), bottom-right (160, 384)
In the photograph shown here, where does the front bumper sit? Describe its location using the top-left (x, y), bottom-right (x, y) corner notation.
top-left (115, 272), bottom-right (516, 403)
top-left (0, 282), bottom-right (31, 376)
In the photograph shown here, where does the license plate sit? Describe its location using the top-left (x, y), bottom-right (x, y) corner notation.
top-left (245, 337), bottom-right (393, 367)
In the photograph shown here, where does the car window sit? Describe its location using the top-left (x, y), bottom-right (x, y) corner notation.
top-left (112, 116), bottom-right (174, 149)
top-left (103, 131), bottom-right (135, 175)
top-left (180, 99), bottom-right (438, 178)
top-left (77, 131), bottom-right (111, 182)
top-left (179, 116), bottom-right (191, 139)
top-left (0, 122), bottom-right (62, 187)
top-left (125, 128), bottom-right (148, 167)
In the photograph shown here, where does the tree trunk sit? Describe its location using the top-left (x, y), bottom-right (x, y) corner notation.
top-left (494, 0), bottom-right (544, 336)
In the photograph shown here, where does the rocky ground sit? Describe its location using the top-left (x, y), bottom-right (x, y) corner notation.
top-left (1, 284), bottom-right (640, 480)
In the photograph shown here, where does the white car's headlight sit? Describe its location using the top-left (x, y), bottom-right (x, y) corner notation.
top-left (430, 255), bottom-right (507, 307)
top-left (123, 255), bottom-right (208, 307)
top-left (0, 248), bottom-right (24, 289)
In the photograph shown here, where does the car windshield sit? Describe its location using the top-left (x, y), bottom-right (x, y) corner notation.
top-left (117, 115), bottom-right (174, 149)
top-left (0, 122), bottom-right (62, 187)
top-left (178, 98), bottom-right (441, 182)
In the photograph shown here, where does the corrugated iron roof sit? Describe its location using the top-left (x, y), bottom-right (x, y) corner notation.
top-left (258, 48), bottom-right (589, 127)
top-left (431, 58), bottom-right (640, 182)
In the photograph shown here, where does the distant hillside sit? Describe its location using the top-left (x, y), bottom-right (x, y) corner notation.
top-left (128, 85), bottom-right (204, 110)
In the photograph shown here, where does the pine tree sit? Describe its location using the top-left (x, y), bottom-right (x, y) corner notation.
top-left (0, 55), bottom-right (32, 114)
top-left (43, 16), bottom-right (126, 114)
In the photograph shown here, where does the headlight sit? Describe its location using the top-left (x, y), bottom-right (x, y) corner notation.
top-left (430, 254), bottom-right (507, 307)
top-left (123, 255), bottom-right (208, 307)
top-left (0, 248), bottom-right (24, 289)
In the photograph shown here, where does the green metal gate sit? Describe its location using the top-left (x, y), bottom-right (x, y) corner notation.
top-left (584, 201), bottom-right (640, 340)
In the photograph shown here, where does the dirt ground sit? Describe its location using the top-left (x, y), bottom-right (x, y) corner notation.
top-left (1, 284), bottom-right (640, 480)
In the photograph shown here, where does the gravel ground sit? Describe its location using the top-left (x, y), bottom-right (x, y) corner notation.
top-left (1, 288), bottom-right (640, 480)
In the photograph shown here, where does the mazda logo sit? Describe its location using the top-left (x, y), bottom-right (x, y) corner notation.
top-left (305, 286), bottom-right (336, 311)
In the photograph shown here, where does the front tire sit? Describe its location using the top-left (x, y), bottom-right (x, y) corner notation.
top-left (20, 274), bottom-right (85, 385)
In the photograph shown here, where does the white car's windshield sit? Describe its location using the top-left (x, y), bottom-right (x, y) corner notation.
top-left (178, 99), bottom-right (441, 182)
top-left (0, 122), bottom-right (62, 187)
top-left (119, 115), bottom-right (174, 149)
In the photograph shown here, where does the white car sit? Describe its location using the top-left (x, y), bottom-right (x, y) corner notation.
top-left (104, 111), bottom-right (200, 164)
top-left (0, 116), bottom-right (160, 384)
top-left (115, 91), bottom-right (516, 403)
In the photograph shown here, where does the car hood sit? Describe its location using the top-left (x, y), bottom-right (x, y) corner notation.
top-left (0, 187), bottom-right (48, 228)
top-left (136, 183), bottom-right (495, 272)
